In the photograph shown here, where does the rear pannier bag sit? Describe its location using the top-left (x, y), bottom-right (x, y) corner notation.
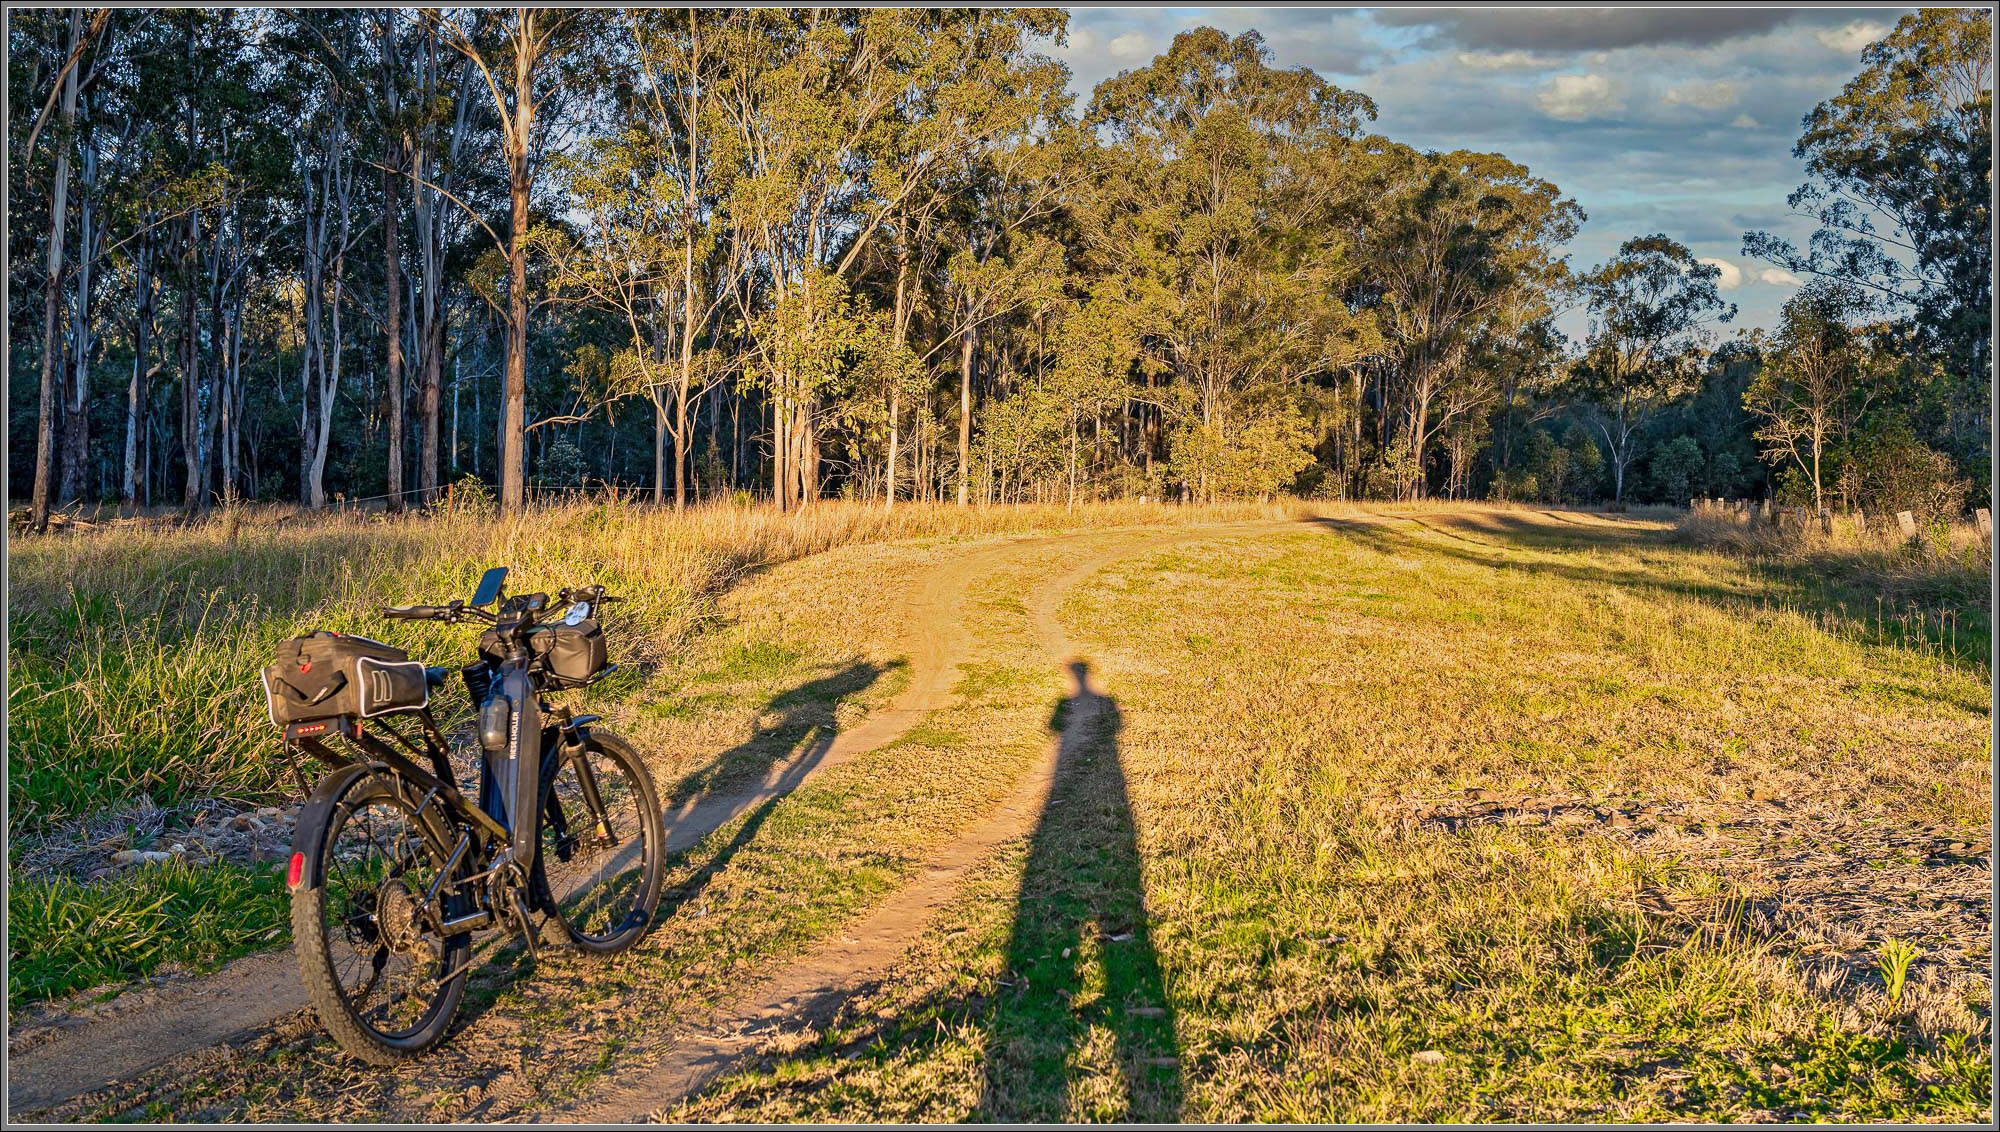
top-left (530, 619), bottom-right (608, 686)
top-left (262, 631), bottom-right (429, 726)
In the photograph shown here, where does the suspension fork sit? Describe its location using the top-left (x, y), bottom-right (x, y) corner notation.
top-left (567, 740), bottom-right (614, 845)
top-left (541, 720), bottom-right (614, 853)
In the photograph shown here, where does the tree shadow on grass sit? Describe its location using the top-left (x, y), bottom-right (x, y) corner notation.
top-left (976, 660), bottom-right (1180, 1122)
top-left (1313, 516), bottom-right (1991, 670)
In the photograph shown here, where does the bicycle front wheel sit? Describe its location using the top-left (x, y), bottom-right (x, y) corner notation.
top-left (532, 730), bottom-right (664, 955)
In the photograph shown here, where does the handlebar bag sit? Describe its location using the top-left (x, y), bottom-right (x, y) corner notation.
top-left (529, 619), bottom-right (608, 686)
top-left (262, 630), bottom-right (430, 726)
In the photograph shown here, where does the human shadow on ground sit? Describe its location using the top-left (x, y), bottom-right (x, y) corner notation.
top-left (657, 659), bottom-right (1183, 1122)
top-left (975, 660), bottom-right (1180, 1122)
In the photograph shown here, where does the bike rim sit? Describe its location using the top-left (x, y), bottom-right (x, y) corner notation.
top-left (320, 780), bottom-right (459, 1041)
top-left (538, 745), bottom-right (653, 942)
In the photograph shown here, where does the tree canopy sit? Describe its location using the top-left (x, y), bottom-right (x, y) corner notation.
top-left (7, 8), bottom-right (1990, 524)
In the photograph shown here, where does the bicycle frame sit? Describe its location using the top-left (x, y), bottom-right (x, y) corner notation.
top-left (285, 694), bottom-right (610, 939)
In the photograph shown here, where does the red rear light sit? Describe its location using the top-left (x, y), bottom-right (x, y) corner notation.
top-left (287, 852), bottom-right (305, 889)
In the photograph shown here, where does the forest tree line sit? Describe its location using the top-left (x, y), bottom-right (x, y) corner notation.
top-left (7, 8), bottom-right (1991, 524)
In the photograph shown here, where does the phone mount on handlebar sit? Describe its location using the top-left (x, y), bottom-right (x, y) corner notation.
top-left (470, 566), bottom-right (508, 609)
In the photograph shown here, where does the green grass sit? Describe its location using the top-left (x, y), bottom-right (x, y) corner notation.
top-left (668, 513), bottom-right (1990, 1123)
top-left (14, 505), bottom-right (1989, 1122)
top-left (8, 860), bottom-right (289, 1009)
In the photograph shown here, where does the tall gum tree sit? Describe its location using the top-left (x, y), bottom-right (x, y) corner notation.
top-left (433, 7), bottom-right (601, 513)
top-left (1362, 145), bottom-right (1581, 499)
top-left (1575, 234), bottom-right (1735, 508)
top-left (1744, 7), bottom-right (1992, 459)
top-left (1077, 28), bottom-right (1379, 500)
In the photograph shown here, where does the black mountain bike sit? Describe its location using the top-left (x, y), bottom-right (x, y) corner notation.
top-left (262, 566), bottom-right (665, 1064)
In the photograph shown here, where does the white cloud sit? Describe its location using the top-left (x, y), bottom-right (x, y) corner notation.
top-left (1730, 113), bottom-right (1760, 129)
top-left (1107, 32), bottom-right (1152, 60)
top-left (1813, 21), bottom-right (1888, 55)
top-left (1537, 73), bottom-right (1622, 121)
top-left (1456, 50), bottom-right (1557, 71)
top-left (1757, 267), bottom-right (1804, 287)
top-left (1699, 257), bottom-right (1745, 290)
top-left (1663, 79), bottom-right (1741, 111)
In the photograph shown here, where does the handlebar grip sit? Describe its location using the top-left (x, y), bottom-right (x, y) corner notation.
top-left (381, 604), bottom-right (445, 621)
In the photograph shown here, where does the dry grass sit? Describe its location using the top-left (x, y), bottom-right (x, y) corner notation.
top-left (1673, 507), bottom-right (1991, 652)
top-left (28, 520), bottom-right (1105, 1122)
top-left (13, 504), bottom-right (1990, 1123)
top-left (6, 497), bottom-right (1305, 826)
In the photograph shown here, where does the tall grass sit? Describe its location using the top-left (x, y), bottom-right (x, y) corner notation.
top-left (8, 859), bottom-right (289, 1008)
top-left (7, 498), bottom-right (1305, 828)
top-left (1673, 507), bottom-right (1992, 666)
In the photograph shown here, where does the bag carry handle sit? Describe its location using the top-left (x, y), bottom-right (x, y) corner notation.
top-left (275, 671), bottom-right (347, 706)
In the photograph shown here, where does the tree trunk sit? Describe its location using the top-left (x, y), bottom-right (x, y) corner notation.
top-left (123, 222), bottom-right (155, 507)
top-left (31, 8), bottom-right (81, 531)
top-left (957, 326), bottom-right (974, 506)
top-left (62, 115), bottom-right (100, 506)
top-left (383, 162), bottom-right (405, 510)
top-left (771, 385), bottom-right (788, 509)
top-left (674, 386), bottom-right (689, 508)
top-left (180, 210), bottom-right (204, 511)
top-left (498, 34), bottom-right (534, 514)
top-left (884, 233), bottom-right (910, 511)
top-left (653, 398), bottom-right (667, 505)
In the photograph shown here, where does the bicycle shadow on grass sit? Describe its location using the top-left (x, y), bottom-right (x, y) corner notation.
top-left (449, 661), bottom-right (893, 1034)
top-left (654, 660), bottom-right (894, 919)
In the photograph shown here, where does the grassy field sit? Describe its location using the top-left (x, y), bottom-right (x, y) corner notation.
top-left (6, 500), bottom-right (1294, 1010)
top-left (7, 501), bottom-right (1990, 1123)
top-left (5, 498), bottom-right (1300, 827)
top-left (668, 509), bottom-right (1992, 1123)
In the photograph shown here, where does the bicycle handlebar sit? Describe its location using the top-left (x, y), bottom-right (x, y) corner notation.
top-left (379, 584), bottom-right (620, 628)
top-left (381, 603), bottom-right (452, 621)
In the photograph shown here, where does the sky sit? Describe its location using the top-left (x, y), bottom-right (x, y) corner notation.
top-left (1045, 5), bottom-right (1916, 339)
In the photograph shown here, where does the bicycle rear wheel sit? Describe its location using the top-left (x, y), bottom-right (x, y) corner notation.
top-left (292, 768), bottom-right (473, 1064)
top-left (532, 730), bottom-right (664, 955)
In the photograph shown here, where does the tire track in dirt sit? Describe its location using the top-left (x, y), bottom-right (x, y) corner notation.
top-left (545, 520), bottom-right (1303, 1124)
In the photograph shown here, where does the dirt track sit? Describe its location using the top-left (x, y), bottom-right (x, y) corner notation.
top-left (9, 518), bottom-right (1308, 1122)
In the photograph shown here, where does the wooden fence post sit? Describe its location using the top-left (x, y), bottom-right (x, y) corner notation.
top-left (1976, 508), bottom-right (1991, 537)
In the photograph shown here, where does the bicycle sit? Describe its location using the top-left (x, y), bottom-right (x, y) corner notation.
top-left (262, 566), bottom-right (665, 1064)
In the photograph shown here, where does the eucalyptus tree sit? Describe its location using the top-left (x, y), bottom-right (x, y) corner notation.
top-left (431, 6), bottom-right (607, 513)
top-left (28, 8), bottom-right (82, 530)
top-left (1078, 28), bottom-right (1377, 499)
top-left (1742, 280), bottom-right (1876, 512)
top-left (1574, 234), bottom-right (1735, 507)
top-left (1744, 8), bottom-right (1991, 419)
top-left (405, 19), bottom-right (478, 503)
top-left (549, 7), bottom-right (749, 507)
top-left (1361, 145), bottom-right (1581, 499)
top-left (712, 7), bottom-right (1067, 508)
top-left (871, 7), bottom-right (1069, 506)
